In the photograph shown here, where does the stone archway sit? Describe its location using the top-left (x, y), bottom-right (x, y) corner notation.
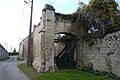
top-left (54, 32), bottom-right (77, 69)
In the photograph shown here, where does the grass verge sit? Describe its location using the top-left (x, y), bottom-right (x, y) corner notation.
top-left (18, 64), bottom-right (111, 80)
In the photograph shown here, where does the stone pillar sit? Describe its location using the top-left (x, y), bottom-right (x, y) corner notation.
top-left (44, 5), bottom-right (55, 72)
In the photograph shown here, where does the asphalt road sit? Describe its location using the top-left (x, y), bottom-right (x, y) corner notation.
top-left (0, 56), bottom-right (29, 80)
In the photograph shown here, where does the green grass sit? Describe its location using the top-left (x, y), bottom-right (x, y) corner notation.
top-left (18, 64), bottom-right (111, 80)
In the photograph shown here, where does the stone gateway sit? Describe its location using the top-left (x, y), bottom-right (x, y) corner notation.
top-left (19, 4), bottom-right (120, 76)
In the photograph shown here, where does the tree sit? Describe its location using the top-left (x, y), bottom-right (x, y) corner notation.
top-left (86, 0), bottom-right (119, 35)
top-left (69, 0), bottom-right (120, 69)
top-left (12, 48), bottom-right (19, 55)
top-left (12, 48), bottom-right (17, 55)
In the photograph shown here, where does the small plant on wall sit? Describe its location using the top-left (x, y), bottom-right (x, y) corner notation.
top-left (81, 61), bottom-right (120, 79)
top-left (81, 62), bottom-right (94, 73)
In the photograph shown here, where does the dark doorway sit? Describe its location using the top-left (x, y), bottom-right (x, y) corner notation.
top-left (55, 32), bottom-right (77, 69)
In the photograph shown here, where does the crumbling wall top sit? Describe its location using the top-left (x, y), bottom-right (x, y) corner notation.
top-left (43, 4), bottom-right (55, 11)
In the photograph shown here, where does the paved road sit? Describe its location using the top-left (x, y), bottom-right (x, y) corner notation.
top-left (0, 56), bottom-right (29, 80)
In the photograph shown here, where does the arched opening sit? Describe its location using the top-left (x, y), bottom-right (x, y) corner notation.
top-left (54, 32), bottom-right (77, 69)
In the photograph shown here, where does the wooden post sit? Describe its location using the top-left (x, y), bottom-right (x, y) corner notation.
top-left (27, 0), bottom-right (33, 67)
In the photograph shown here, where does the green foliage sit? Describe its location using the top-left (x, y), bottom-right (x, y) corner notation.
top-left (107, 72), bottom-right (117, 79)
top-left (69, 0), bottom-right (120, 42)
top-left (83, 0), bottom-right (120, 34)
top-left (18, 64), bottom-right (110, 80)
top-left (116, 76), bottom-right (120, 80)
top-left (93, 70), bottom-right (120, 80)
top-left (9, 48), bottom-right (19, 56)
top-left (63, 13), bottom-right (79, 22)
top-left (9, 52), bottom-right (19, 55)
top-left (81, 62), bottom-right (94, 73)
top-left (81, 62), bottom-right (120, 79)
top-left (13, 48), bottom-right (16, 54)
top-left (93, 70), bottom-right (108, 76)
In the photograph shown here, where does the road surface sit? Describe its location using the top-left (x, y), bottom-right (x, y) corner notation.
top-left (0, 56), bottom-right (29, 80)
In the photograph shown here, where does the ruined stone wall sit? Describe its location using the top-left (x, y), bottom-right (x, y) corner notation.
top-left (19, 37), bottom-right (28, 60)
top-left (32, 4), bottom-right (72, 72)
top-left (32, 25), bottom-right (41, 71)
top-left (19, 4), bottom-right (120, 75)
top-left (54, 14), bottom-right (72, 56)
top-left (32, 5), bottom-right (55, 72)
top-left (32, 14), bottom-right (46, 72)
top-left (54, 13), bottom-right (71, 34)
top-left (19, 41), bottom-right (24, 59)
top-left (83, 31), bottom-right (120, 76)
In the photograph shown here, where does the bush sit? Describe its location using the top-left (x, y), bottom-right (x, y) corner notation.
top-left (81, 62), bottom-right (120, 79)
top-left (116, 76), bottom-right (120, 80)
top-left (81, 62), bottom-right (94, 73)
top-left (108, 72), bottom-right (117, 79)
top-left (93, 70), bottom-right (108, 76)
top-left (9, 52), bottom-right (19, 56)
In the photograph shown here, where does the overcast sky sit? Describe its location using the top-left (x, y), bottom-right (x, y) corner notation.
top-left (0, 0), bottom-right (119, 52)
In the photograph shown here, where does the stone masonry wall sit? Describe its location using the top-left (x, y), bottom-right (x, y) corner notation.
top-left (19, 33), bottom-right (33, 62)
top-left (19, 4), bottom-right (120, 76)
top-left (83, 31), bottom-right (120, 76)
top-left (32, 5), bottom-right (55, 72)
top-left (19, 37), bottom-right (28, 60)
top-left (54, 13), bottom-right (71, 34)
top-left (32, 9), bottom-right (46, 72)
top-left (32, 4), bottom-right (72, 72)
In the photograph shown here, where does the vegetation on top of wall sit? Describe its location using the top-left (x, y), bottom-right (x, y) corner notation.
top-left (62, 13), bottom-right (79, 22)
top-left (54, 0), bottom-right (120, 75)
top-left (66, 0), bottom-right (120, 41)
top-left (86, 0), bottom-right (120, 36)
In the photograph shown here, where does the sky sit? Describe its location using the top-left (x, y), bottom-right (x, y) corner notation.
top-left (0, 0), bottom-right (119, 52)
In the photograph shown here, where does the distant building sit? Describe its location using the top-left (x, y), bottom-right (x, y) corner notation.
top-left (0, 44), bottom-right (9, 60)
